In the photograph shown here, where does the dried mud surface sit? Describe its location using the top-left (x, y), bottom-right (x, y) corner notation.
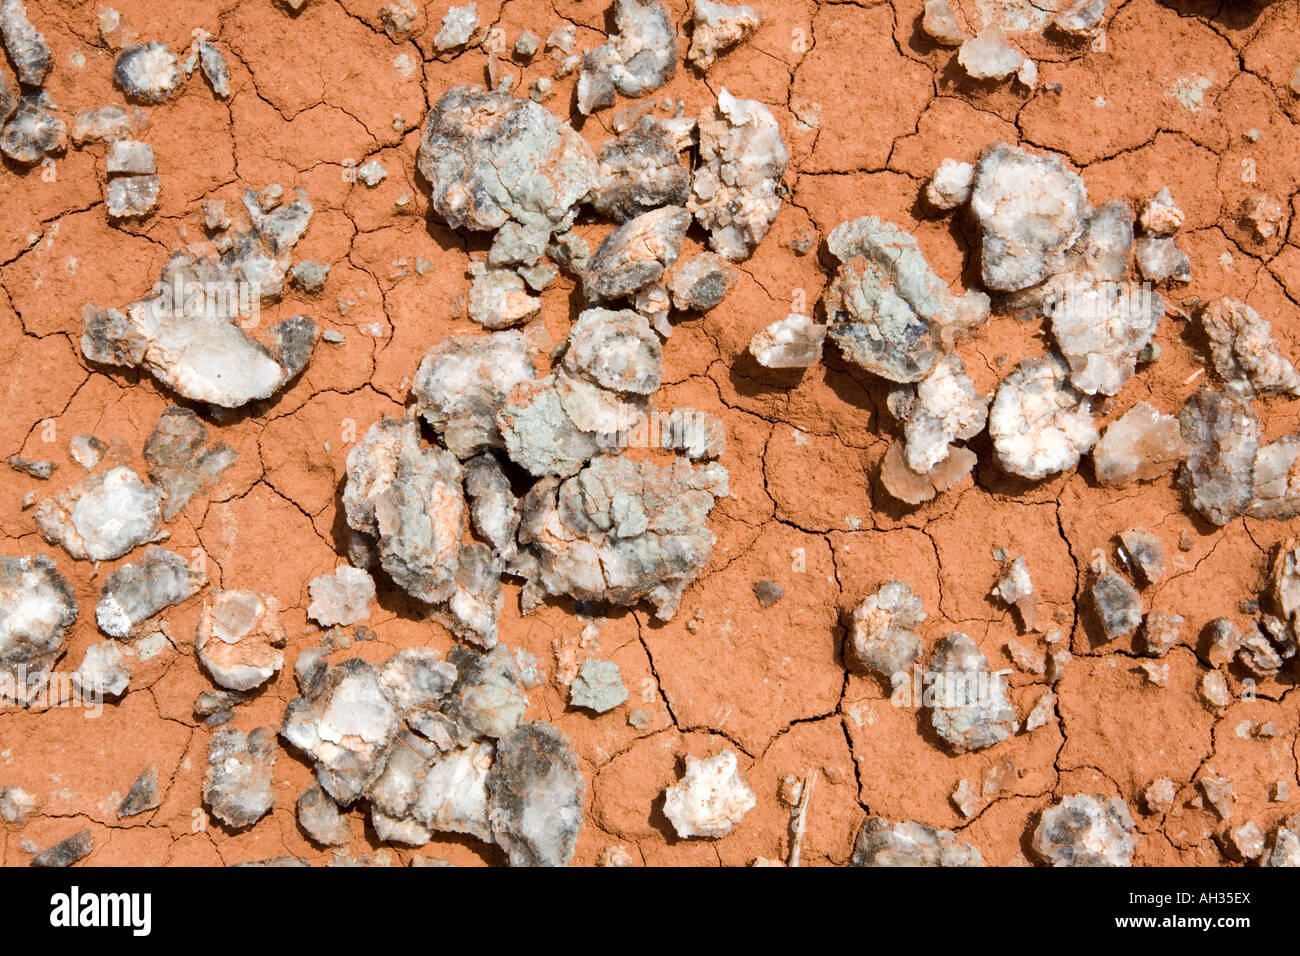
top-left (2, 0), bottom-right (1299, 867)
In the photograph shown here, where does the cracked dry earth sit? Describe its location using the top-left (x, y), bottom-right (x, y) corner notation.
top-left (2, 0), bottom-right (1300, 868)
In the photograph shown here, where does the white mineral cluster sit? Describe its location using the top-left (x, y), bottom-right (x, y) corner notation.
top-left (663, 749), bottom-right (756, 838)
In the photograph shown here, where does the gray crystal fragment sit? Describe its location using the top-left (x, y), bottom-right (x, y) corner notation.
top-left (1090, 567), bottom-right (1142, 640)
top-left (442, 645), bottom-right (526, 741)
top-left (144, 406), bottom-right (237, 520)
top-left (367, 729), bottom-right (494, 842)
top-left (989, 354), bottom-right (1097, 480)
top-left (1135, 235), bottom-right (1191, 284)
top-left (970, 142), bottom-right (1088, 292)
top-left (70, 105), bottom-right (144, 146)
top-left (1047, 279), bottom-right (1162, 396)
top-left (467, 262), bottom-right (540, 329)
top-left (583, 206), bottom-right (690, 302)
top-left (852, 817), bottom-right (983, 866)
top-left (106, 139), bottom-right (155, 175)
top-left (342, 418), bottom-right (465, 604)
top-left (577, 0), bottom-right (677, 115)
top-left (463, 453), bottom-right (520, 561)
top-left (412, 331), bottom-right (536, 459)
top-left (117, 766), bottom-right (160, 819)
top-left (197, 40), bottom-right (230, 98)
top-left (434, 2), bottom-right (478, 51)
top-left (1177, 389), bottom-right (1260, 526)
top-left (81, 305), bottom-right (145, 366)
top-left (1052, 0), bottom-right (1107, 38)
top-left (689, 88), bottom-right (787, 260)
top-left (518, 454), bottom-right (728, 620)
top-left (72, 640), bottom-right (130, 698)
top-left (825, 216), bottom-right (988, 383)
top-left (296, 782), bottom-right (351, 846)
top-left (31, 829), bottom-right (94, 868)
top-left (0, 0), bottom-right (50, 87)
top-left (564, 307), bottom-right (663, 395)
top-left (927, 632), bottom-right (1016, 754)
top-left (197, 589), bottom-right (285, 691)
top-left (378, 647), bottom-right (458, 717)
top-left (1197, 298), bottom-right (1300, 398)
top-left (753, 579), bottom-right (783, 607)
top-left (281, 658), bottom-right (400, 805)
top-left (591, 116), bottom-right (691, 222)
top-left (688, 0), bottom-right (762, 71)
top-left (487, 722), bottom-right (584, 866)
top-left (290, 260), bottom-right (329, 293)
top-left (0, 92), bottom-right (65, 164)
top-left (418, 85), bottom-right (596, 247)
top-left (439, 543), bottom-right (503, 647)
top-left (922, 0), bottom-right (964, 46)
top-left (203, 726), bottom-right (276, 828)
top-left (1118, 528), bottom-right (1164, 587)
top-left (0, 555), bottom-right (76, 705)
top-left (667, 253), bottom-right (736, 311)
top-left (106, 174), bottom-right (161, 219)
top-left (1092, 401), bottom-right (1187, 486)
top-left (570, 658), bottom-right (627, 713)
top-left (849, 581), bottom-right (925, 681)
top-left (113, 42), bottom-right (183, 103)
top-left (36, 466), bottom-right (163, 562)
top-left (1032, 794), bottom-right (1137, 866)
top-left (7, 455), bottom-right (54, 479)
top-left (95, 546), bottom-right (205, 639)
top-left (749, 314), bottom-right (825, 369)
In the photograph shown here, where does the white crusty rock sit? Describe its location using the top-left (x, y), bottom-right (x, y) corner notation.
top-left (486, 722), bottom-right (585, 865)
top-left (497, 378), bottom-right (603, 479)
top-left (583, 206), bottom-right (690, 302)
top-left (687, 0), bottom-right (762, 71)
top-left (989, 355), bottom-right (1097, 480)
top-left (1092, 401), bottom-right (1186, 485)
top-left (95, 546), bottom-right (205, 639)
top-left (1140, 187), bottom-right (1184, 236)
top-left (889, 354), bottom-right (989, 474)
top-left (113, 42), bottom-right (183, 103)
top-left (927, 632), bottom-right (1017, 754)
top-left (689, 88), bottom-right (787, 260)
top-left (749, 314), bottom-right (826, 369)
top-left (144, 406), bottom-right (238, 521)
top-left (1090, 567), bottom-right (1142, 640)
top-left (1251, 437), bottom-right (1300, 519)
top-left (106, 174), bottom-right (161, 219)
top-left (991, 556), bottom-right (1038, 630)
top-left (412, 331), bottom-right (536, 460)
top-left (1135, 235), bottom-right (1191, 284)
top-left (281, 658), bottom-right (401, 805)
top-left (925, 158), bottom-right (974, 211)
top-left (564, 308), bottom-right (663, 397)
top-left (203, 726), bottom-right (276, 828)
top-left (197, 590), bottom-right (285, 691)
top-left (590, 116), bottom-right (691, 223)
top-left (1197, 298), bottom-right (1300, 399)
top-left (970, 142), bottom-right (1088, 293)
top-left (36, 466), bottom-right (163, 562)
top-left (0, 0), bottom-right (50, 87)
top-left (307, 566), bottom-right (374, 628)
top-left (433, 2), bottom-right (478, 51)
top-left (441, 645), bottom-right (526, 741)
top-left (197, 39), bottom-right (230, 99)
top-left (1052, 0), bottom-right (1108, 39)
top-left (957, 26), bottom-right (1025, 82)
top-left (467, 263), bottom-right (539, 329)
top-left (296, 783), bottom-right (351, 846)
top-left (0, 93), bottom-right (65, 165)
top-left (1048, 278), bottom-right (1162, 397)
top-left (1177, 388), bottom-right (1259, 526)
top-left (418, 85), bottom-right (597, 263)
top-left (663, 749), bottom-right (755, 838)
top-left (72, 641), bottom-right (130, 699)
top-left (517, 454), bottom-right (728, 620)
top-left (342, 418), bottom-right (466, 605)
top-left (576, 0), bottom-right (677, 115)
top-left (825, 216), bottom-right (989, 383)
top-left (367, 730), bottom-right (495, 845)
top-left (0, 555), bottom-right (77, 705)
top-left (848, 581), bottom-right (925, 681)
top-left (852, 817), bottom-right (983, 866)
top-left (667, 253), bottom-right (736, 312)
top-left (1032, 793), bottom-right (1137, 866)
top-left (921, 0), bottom-right (964, 46)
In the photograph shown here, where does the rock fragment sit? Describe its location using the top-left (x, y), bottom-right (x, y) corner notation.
top-left (1142, 610), bottom-right (1183, 657)
top-left (583, 206), bottom-right (690, 302)
top-left (0, 92), bottom-right (65, 164)
top-left (7, 455), bottom-right (54, 479)
top-left (0, 786), bottom-right (38, 824)
top-left (1135, 236), bottom-right (1191, 284)
top-left (36, 467), bottom-right (163, 562)
top-left (577, 0), bottom-right (677, 115)
top-left (0, 0), bottom-right (50, 87)
top-left (113, 42), bottom-right (183, 103)
top-left (307, 567), bottom-right (374, 629)
top-left (969, 142), bottom-right (1088, 292)
top-left (927, 632), bottom-right (1016, 753)
top-left (689, 88), bottom-right (787, 260)
top-left (663, 749), bottom-right (755, 839)
top-left (94, 546), bottom-right (204, 639)
top-left (1140, 187), bottom-right (1184, 236)
top-left (1250, 436), bottom-right (1300, 519)
top-left (1092, 401), bottom-right (1187, 485)
top-left (1196, 298), bottom-right (1300, 398)
top-left (924, 159), bottom-right (974, 211)
top-left (848, 581), bottom-right (924, 681)
top-left (1240, 195), bottom-right (1287, 243)
top-left (70, 105), bottom-right (144, 146)
top-left (852, 818), bottom-right (983, 866)
top-left (144, 407), bottom-right (237, 520)
top-left (687, 0), bottom-right (762, 71)
top-left (1117, 528), bottom-right (1164, 587)
top-left (486, 722), bottom-right (584, 865)
top-left (748, 314), bottom-right (825, 369)
top-left (197, 39), bottom-right (229, 98)
top-left (1177, 389), bottom-right (1260, 526)
top-left (921, 0), bottom-right (964, 46)
top-left (0, 555), bottom-right (76, 700)
top-left (117, 766), bottom-right (160, 819)
top-left (569, 658), bottom-right (627, 713)
top-left (591, 115), bottom-right (691, 222)
top-left (106, 174), bottom-right (161, 219)
top-left (1052, 0), bottom-right (1107, 38)
top-left (989, 355), bottom-right (1097, 480)
top-left (72, 641), bottom-right (130, 698)
top-left (296, 782), bottom-right (351, 846)
top-left (434, 2), bottom-right (478, 51)
top-left (880, 441), bottom-right (977, 505)
top-left (991, 556), bottom-right (1038, 631)
top-left (958, 26), bottom-right (1024, 82)
top-left (203, 726), bottom-right (276, 828)
top-left (466, 263), bottom-right (539, 329)
top-left (889, 354), bottom-right (988, 474)
top-left (1047, 279), bottom-right (1162, 396)
top-left (1090, 567), bottom-right (1142, 641)
top-left (31, 829), bottom-right (94, 868)
top-left (197, 590), bottom-right (285, 691)
top-left (667, 253), bottom-right (735, 312)
top-left (1032, 794), bottom-right (1137, 866)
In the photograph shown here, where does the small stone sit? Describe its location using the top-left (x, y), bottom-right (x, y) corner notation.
top-left (991, 556), bottom-right (1038, 631)
top-left (989, 355), bottom-right (1097, 480)
top-left (1203, 617), bottom-right (1242, 667)
top-left (1090, 567), bottom-right (1142, 641)
top-left (958, 26), bottom-right (1024, 82)
top-left (1092, 401), bottom-right (1186, 486)
top-left (576, 0), bottom-right (677, 115)
top-left (106, 139), bottom-right (154, 175)
top-left (1141, 610), bottom-right (1183, 657)
top-left (569, 659), bottom-right (627, 713)
top-left (202, 199), bottom-right (230, 232)
top-left (0, 92), bottom-right (66, 164)
top-left (687, 0), bottom-right (763, 71)
top-left (291, 260), bottom-right (330, 292)
top-left (1240, 194), bottom-right (1287, 243)
top-left (1026, 689), bottom-right (1055, 731)
top-left (296, 783), bottom-right (351, 846)
top-left (921, 0), bottom-right (964, 46)
top-left (1197, 298), bottom-right (1300, 399)
top-left (0, 786), bottom-right (38, 825)
top-left (70, 105), bottom-right (145, 146)
top-left (924, 158), bottom-right (974, 211)
top-left (1228, 821), bottom-right (1266, 861)
top-left (486, 722), bottom-right (584, 866)
top-left (667, 253), bottom-right (736, 312)
top-left (7, 455), bottom-right (54, 479)
top-left (1032, 794), bottom-right (1137, 866)
top-left (468, 262), bottom-right (541, 329)
top-left (380, 0), bottom-right (420, 41)
top-left (1143, 777), bottom-right (1176, 814)
top-left (0, 0), bottom-right (51, 87)
top-left (144, 406), bottom-right (237, 521)
top-left (31, 829), bottom-right (94, 868)
top-left (307, 566), bottom-right (375, 628)
top-left (927, 632), bottom-right (1016, 754)
top-left (106, 174), bottom-right (161, 219)
top-left (748, 314), bottom-right (826, 369)
top-left (113, 42), bottom-right (182, 103)
top-left (1140, 187), bottom-right (1184, 236)
top-left (1135, 236), bottom-right (1192, 284)
top-left (1199, 670), bottom-right (1231, 711)
top-left (1199, 770), bottom-right (1235, 821)
top-left (203, 726), bottom-right (276, 828)
top-left (1117, 528), bottom-right (1165, 587)
top-left (1052, 0), bottom-right (1107, 39)
top-left (356, 160), bottom-right (387, 187)
top-left (1178, 389), bottom-right (1260, 526)
top-left (197, 39), bottom-right (230, 98)
top-left (95, 546), bottom-right (205, 639)
top-left (663, 749), bottom-right (755, 838)
top-left (197, 590), bottom-right (285, 691)
top-left (513, 29), bottom-right (540, 58)
top-left (852, 818), bottom-right (983, 866)
top-left (434, 2), bottom-right (478, 52)
top-left (117, 766), bottom-right (160, 819)
top-left (848, 581), bottom-right (924, 681)
top-left (72, 641), bottom-right (130, 698)
top-left (753, 579), bottom-right (784, 608)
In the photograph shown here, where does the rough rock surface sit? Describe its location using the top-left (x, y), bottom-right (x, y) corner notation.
top-left (1032, 794), bottom-right (1137, 866)
top-left (197, 590), bottom-right (285, 691)
top-left (203, 726), bottom-right (277, 828)
top-left (1092, 402), bottom-right (1187, 485)
top-left (95, 546), bottom-right (205, 639)
top-left (577, 0), bottom-right (677, 115)
top-left (591, 116), bottom-right (691, 223)
top-left (687, 0), bottom-right (762, 71)
top-left (848, 581), bottom-right (925, 681)
top-left (1196, 299), bottom-right (1300, 398)
top-left (486, 722), bottom-right (584, 865)
top-left (0, 555), bottom-right (77, 704)
top-left (927, 632), bottom-right (1017, 754)
top-left (1177, 389), bottom-right (1260, 526)
top-left (989, 355), bottom-right (1097, 480)
top-left (36, 466), bottom-right (163, 561)
top-left (663, 749), bottom-right (755, 838)
top-left (852, 818), bottom-right (983, 866)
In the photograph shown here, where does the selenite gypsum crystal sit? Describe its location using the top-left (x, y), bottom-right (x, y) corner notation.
top-left (989, 355), bottom-right (1097, 480)
top-left (576, 0), bottom-right (677, 115)
top-left (1031, 793), bottom-right (1137, 866)
top-left (0, 555), bottom-right (77, 705)
top-left (196, 589), bottom-right (286, 691)
top-left (663, 749), bottom-right (755, 838)
top-left (35, 466), bottom-right (164, 562)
